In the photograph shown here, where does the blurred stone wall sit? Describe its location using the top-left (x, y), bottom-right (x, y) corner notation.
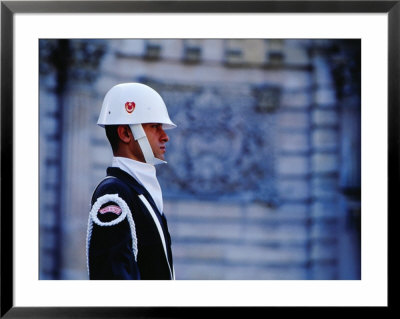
top-left (39, 39), bottom-right (361, 280)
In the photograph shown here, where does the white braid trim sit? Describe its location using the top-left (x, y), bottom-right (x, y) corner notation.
top-left (86, 213), bottom-right (94, 278)
top-left (87, 194), bottom-right (139, 275)
top-left (90, 194), bottom-right (129, 227)
top-left (125, 204), bottom-right (138, 262)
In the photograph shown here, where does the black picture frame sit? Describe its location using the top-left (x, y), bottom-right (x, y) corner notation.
top-left (1, 1), bottom-right (394, 317)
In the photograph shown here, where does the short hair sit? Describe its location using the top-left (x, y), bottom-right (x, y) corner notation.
top-left (105, 125), bottom-right (120, 154)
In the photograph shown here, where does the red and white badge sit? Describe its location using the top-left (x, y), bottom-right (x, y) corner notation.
top-left (98, 205), bottom-right (122, 215)
top-left (125, 101), bottom-right (135, 113)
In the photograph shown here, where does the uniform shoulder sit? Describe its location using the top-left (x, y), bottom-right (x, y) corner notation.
top-left (90, 177), bottom-right (132, 226)
top-left (92, 176), bottom-right (131, 204)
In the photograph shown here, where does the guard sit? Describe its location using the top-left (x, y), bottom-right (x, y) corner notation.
top-left (86, 83), bottom-right (176, 280)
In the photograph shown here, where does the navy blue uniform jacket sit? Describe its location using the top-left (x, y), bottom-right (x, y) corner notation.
top-left (87, 167), bottom-right (174, 280)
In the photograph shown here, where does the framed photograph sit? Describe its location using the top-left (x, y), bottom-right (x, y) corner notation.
top-left (1, 0), bottom-right (393, 317)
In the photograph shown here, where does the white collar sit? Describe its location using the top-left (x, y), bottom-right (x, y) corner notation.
top-left (112, 157), bottom-right (164, 214)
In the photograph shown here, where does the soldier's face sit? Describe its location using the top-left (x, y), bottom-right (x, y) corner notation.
top-left (142, 123), bottom-right (169, 161)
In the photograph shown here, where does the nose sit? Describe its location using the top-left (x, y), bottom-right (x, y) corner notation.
top-left (160, 127), bottom-right (169, 142)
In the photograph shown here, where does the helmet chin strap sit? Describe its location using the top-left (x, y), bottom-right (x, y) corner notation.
top-left (129, 124), bottom-right (167, 166)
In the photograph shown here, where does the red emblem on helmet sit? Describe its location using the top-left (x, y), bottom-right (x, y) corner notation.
top-left (125, 101), bottom-right (135, 113)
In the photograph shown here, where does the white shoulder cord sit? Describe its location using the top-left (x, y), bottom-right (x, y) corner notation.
top-left (87, 176), bottom-right (117, 277)
top-left (86, 193), bottom-right (138, 278)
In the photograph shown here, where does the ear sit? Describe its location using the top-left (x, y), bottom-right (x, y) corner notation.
top-left (117, 125), bottom-right (132, 144)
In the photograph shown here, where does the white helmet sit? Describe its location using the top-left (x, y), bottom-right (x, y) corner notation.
top-left (98, 83), bottom-right (176, 165)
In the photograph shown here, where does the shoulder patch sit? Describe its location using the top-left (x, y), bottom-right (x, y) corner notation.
top-left (90, 194), bottom-right (129, 227)
top-left (99, 204), bottom-right (122, 216)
